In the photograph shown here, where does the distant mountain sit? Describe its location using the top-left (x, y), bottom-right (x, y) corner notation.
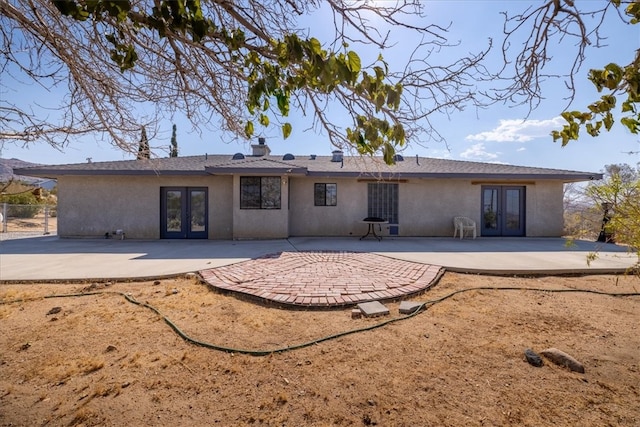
top-left (0, 158), bottom-right (44, 184)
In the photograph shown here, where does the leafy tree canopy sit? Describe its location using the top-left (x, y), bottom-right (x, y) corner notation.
top-left (586, 164), bottom-right (640, 268)
top-left (0, 1), bottom-right (635, 162)
top-left (551, 1), bottom-right (640, 145)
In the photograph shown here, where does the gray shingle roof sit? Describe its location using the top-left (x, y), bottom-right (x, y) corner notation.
top-left (14, 153), bottom-right (602, 182)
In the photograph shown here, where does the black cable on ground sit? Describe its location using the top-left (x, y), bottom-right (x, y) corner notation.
top-left (1, 286), bottom-right (639, 356)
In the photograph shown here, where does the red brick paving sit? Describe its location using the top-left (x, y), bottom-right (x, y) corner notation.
top-left (199, 251), bottom-right (443, 308)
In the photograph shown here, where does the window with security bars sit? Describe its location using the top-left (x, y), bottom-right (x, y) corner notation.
top-left (367, 183), bottom-right (398, 223)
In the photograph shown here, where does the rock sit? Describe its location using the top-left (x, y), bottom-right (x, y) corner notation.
top-left (105, 345), bottom-right (117, 353)
top-left (185, 272), bottom-right (197, 279)
top-left (524, 348), bottom-right (544, 367)
top-left (540, 348), bottom-right (585, 373)
top-left (351, 309), bottom-right (362, 319)
top-left (46, 307), bottom-right (62, 315)
top-left (153, 280), bottom-right (161, 286)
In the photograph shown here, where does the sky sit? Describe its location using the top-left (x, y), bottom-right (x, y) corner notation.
top-left (1, 0), bottom-right (639, 173)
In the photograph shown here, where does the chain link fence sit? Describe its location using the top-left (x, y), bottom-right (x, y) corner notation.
top-left (0, 203), bottom-right (57, 239)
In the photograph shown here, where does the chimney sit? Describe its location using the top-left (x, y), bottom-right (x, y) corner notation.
top-left (251, 137), bottom-right (271, 156)
top-left (330, 150), bottom-right (343, 162)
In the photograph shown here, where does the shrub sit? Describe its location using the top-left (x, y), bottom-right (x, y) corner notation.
top-left (0, 191), bottom-right (41, 218)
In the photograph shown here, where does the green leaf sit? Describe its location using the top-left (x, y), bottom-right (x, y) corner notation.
top-left (309, 38), bottom-right (323, 56)
top-left (346, 51), bottom-right (361, 74)
top-left (620, 117), bottom-right (640, 133)
top-left (244, 121), bottom-right (254, 138)
top-left (259, 114), bottom-right (269, 127)
top-left (282, 123), bottom-right (292, 139)
top-left (603, 112), bottom-right (614, 130)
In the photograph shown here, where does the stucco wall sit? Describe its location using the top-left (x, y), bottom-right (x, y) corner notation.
top-left (288, 178), bottom-right (565, 237)
top-left (524, 181), bottom-right (564, 236)
top-left (399, 179), bottom-right (480, 236)
top-left (288, 178), bottom-right (481, 237)
top-left (289, 177), bottom-right (368, 236)
top-left (232, 175), bottom-right (290, 239)
top-left (57, 174), bottom-right (566, 239)
top-left (57, 175), bottom-right (233, 239)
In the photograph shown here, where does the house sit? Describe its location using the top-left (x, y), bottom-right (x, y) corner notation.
top-left (15, 139), bottom-right (601, 240)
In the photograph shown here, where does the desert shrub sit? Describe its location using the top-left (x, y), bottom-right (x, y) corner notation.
top-left (0, 191), bottom-right (41, 218)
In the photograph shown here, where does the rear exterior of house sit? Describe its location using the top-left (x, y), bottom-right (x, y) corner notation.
top-left (16, 142), bottom-right (600, 240)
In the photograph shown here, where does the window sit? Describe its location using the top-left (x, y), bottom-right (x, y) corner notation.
top-left (367, 183), bottom-right (398, 223)
top-left (314, 183), bottom-right (337, 206)
top-left (240, 177), bottom-right (281, 209)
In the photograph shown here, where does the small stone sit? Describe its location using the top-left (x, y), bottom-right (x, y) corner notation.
top-left (105, 345), bottom-right (117, 353)
top-left (46, 307), bottom-right (62, 316)
top-left (351, 309), bottom-right (362, 319)
top-left (18, 343), bottom-right (31, 351)
top-left (153, 280), bottom-right (161, 286)
top-left (172, 288), bottom-right (179, 294)
top-left (524, 349), bottom-right (544, 367)
top-left (50, 317), bottom-right (58, 322)
top-left (185, 272), bottom-right (197, 279)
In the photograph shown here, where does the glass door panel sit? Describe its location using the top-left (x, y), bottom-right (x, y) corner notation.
top-left (504, 188), bottom-right (521, 232)
top-left (481, 186), bottom-right (525, 236)
top-left (482, 187), bottom-right (499, 235)
top-left (166, 190), bottom-right (183, 233)
top-left (161, 187), bottom-right (208, 239)
top-left (189, 189), bottom-right (207, 235)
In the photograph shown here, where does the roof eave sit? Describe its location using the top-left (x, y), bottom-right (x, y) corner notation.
top-left (306, 171), bottom-right (601, 181)
top-left (205, 167), bottom-right (308, 175)
top-left (12, 168), bottom-right (209, 177)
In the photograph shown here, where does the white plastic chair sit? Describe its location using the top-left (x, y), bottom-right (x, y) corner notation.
top-left (453, 216), bottom-right (476, 239)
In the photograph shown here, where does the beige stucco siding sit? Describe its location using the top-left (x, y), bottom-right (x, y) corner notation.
top-left (288, 178), bottom-right (481, 237)
top-left (399, 179), bottom-right (480, 236)
top-left (56, 173), bottom-right (566, 239)
top-left (524, 181), bottom-right (564, 236)
top-left (289, 177), bottom-right (368, 236)
top-left (231, 175), bottom-right (290, 239)
top-left (288, 178), bottom-right (565, 238)
top-left (56, 175), bottom-right (233, 239)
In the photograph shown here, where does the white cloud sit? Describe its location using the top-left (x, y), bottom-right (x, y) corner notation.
top-left (465, 117), bottom-right (565, 143)
top-left (460, 143), bottom-right (500, 161)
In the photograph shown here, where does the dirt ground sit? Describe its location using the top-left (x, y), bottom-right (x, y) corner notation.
top-left (1, 272), bottom-right (639, 426)
top-left (1, 212), bottom-right (56, 235)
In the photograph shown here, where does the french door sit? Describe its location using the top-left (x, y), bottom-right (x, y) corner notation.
top-left (481, 186), bottom-right (525, 236)
top-left (160, 187), bottom-right (208, 239)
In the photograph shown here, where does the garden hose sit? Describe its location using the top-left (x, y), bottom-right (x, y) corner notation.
top-left (1, 286), bottom-right (639, 357)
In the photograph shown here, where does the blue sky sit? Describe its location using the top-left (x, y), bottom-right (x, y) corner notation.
top-left (1, 1), bottom-right (639, 173)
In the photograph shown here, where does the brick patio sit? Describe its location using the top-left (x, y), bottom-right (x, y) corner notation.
top-left (199, 251), bottom-right (443, 308)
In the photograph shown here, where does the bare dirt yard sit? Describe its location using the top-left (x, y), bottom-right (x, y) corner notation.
top-left (1, 272), bottom-right (639, 426)
top-left (1, 211), bottom-right (56, 235)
